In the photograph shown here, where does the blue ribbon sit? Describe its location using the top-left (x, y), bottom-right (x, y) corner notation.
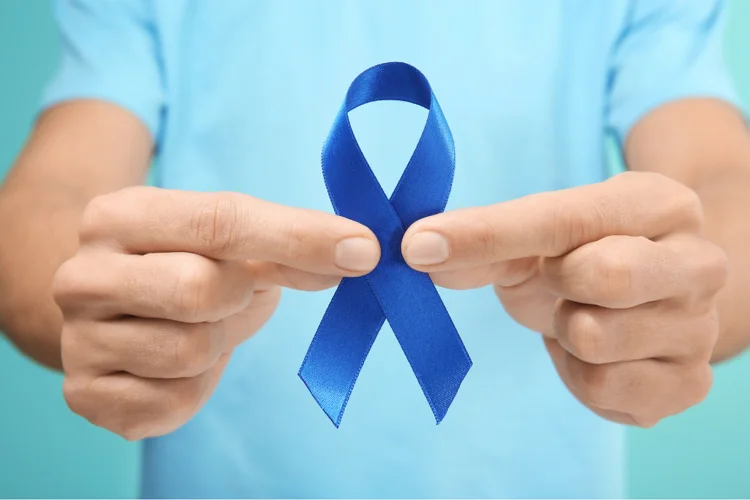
top-left (299, 62), bottom-right (472, 427)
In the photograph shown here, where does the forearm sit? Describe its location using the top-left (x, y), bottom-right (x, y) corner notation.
top-left (0, 101), bottom-right (152, 370)
top-left (0, 183), bottom-right (88, 369)
top-left (692, 171), bottom-right (750, 362)
top-left (624, 99), bottom-right (750, 362)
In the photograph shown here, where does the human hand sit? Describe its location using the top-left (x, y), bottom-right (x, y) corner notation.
top-left (53, 187), bottom-right (380, 439)
top-left (402, 172), bottom-right (727, 426)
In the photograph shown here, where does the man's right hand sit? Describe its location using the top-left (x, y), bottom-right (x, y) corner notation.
top-left (52, 186), bottom-right (380, 440)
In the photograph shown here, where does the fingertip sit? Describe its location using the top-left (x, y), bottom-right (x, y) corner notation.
top-left (334, 236), bottom-right (381, 274)
top-left (402, 216), bottom-right (436, 242)
top-left (402, 230), bottom-right (451, 267)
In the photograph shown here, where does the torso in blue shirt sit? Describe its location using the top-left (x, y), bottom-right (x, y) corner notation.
top-left (44, 0), bottom-right (739, 497)
top-left (140, 2), bottom-right (622, 497)
top-left (143, 0), bottom-right (621, 497)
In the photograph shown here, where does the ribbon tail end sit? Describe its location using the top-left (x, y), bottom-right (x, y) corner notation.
top-left (429, 357), bottom-right (473, 426)
top-left (298, 371), bottom-right (345, 428)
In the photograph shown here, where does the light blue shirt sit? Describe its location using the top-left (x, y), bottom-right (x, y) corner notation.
top-left (42, 0), bottom-right (741, 497)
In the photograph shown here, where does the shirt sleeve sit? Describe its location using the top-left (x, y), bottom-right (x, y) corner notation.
top-left (41, 0), bottom-right (165, 141)
top-left (606, 0), bottom-right (745, 146)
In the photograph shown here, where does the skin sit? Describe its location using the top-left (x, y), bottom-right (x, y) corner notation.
top-left (402, 99), bottom-right (750, 427)
top-left (0, 98), bottom-right (749, 439)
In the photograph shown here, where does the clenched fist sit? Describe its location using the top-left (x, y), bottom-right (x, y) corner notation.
top-left (403, 171), bottom-right (728, 427)
top-left (53, 187), bottom-right (380, 440)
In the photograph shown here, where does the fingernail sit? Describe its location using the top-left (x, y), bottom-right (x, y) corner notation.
top-left (404, 231), bottom-right (450, 265)
top-left (335, 237), bottom-right (380, 272)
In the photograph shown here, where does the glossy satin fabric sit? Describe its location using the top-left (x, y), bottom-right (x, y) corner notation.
top-left (299, 62), bottom-right (472, 426)
top-left (42, 1), bottom-right (741, 497)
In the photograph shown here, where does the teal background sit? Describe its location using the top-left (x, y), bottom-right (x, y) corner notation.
top-left (0, 1), bottom-right (748, 498)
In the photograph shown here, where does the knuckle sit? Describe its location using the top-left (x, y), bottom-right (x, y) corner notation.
top-left (691, 310), bottom-right (720, 358)
top-left (548, 200), bottom-right (610, 257)
top-left (587, 242), bottom-right (637, 306)
top-left (624, 172), bottom-right (704, 230)
top-left (577, 363), bottom-right (612, 407)
top-left (563, 309), bottom-right (607, 364)
top-left (64, 373), bottom-right (165, 441)
top-left (80, 194), bottom-right (119, 242)
top-left (51, 259), bottom-right (80, 305)
top-left (59, 323), bottom-right (82, 363)
top-left (172, 258), bottom-right (216, 321)
top-left (118, 425), bottom-right (150, 442)
top-left (115, 413), bottom-right (155, 442)
top-left (632, 170), bottom-right (673, 192)
top-left (191, 194), bottom-right (242, 254)
top-left (675, 187), bottom-right (704, 231)
top-left (612, 170), bottom-right (643, 185)
top-left (652, 174), bottom-right (703, 230)
top-left (282, 216), bottom-right (313, 263)
top-left (116, 391), bottom-right (174, 441)
top-left (52, 257), bottom-right (98, 312)
top-left (679, 242), bottom-right (728, 314)
top-left (168, 377), bottom-right (207, 420)
top-left (62, 375), bottom-right (93, 418)
top-left (549, 205), bottom-right (585, 256)
top-left (53, 254), bottom-right (115, 315)
top-left (113, 393), bottom-right (167, 441)
top-left (699, 245), bottom-right (729, 294)
top-left (632, 414), bottom-right (661, 429)
top-left (685, 364), bottom-right (714, 406)
top-left (475, 216), bottom-right (499, 261)
top-left (169, 324), bottom-right (218, 376)
top-left (80, 187), bottom-right (152, 242)
top-left (63, 376), bottom-right (120, 434)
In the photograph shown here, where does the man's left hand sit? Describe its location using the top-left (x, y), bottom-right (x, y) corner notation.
top-left (402, 171), bottom-right (728, 427)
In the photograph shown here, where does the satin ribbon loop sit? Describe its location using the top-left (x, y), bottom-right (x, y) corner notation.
top-left (299, 62), bottom-right (472, 427)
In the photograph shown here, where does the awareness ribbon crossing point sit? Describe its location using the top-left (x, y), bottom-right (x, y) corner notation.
top-left (299, 62), bottom-right (472, 427)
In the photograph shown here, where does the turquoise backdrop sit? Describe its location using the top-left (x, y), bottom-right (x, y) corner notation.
top-left (0, 1), bottom-right (748, 498)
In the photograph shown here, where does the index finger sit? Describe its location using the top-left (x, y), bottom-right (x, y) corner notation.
top-left (402, 171), bottom-right (703, 271)
top-left (80, 187), bottom-right (381, 276)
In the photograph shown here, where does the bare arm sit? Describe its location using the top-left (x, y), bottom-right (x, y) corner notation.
top-left (626, 98), bottom-right (750, 362)
top-left (0, 100), bottom-right (152, 369)
top-left (2, 99), bottom-right (380, 439)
